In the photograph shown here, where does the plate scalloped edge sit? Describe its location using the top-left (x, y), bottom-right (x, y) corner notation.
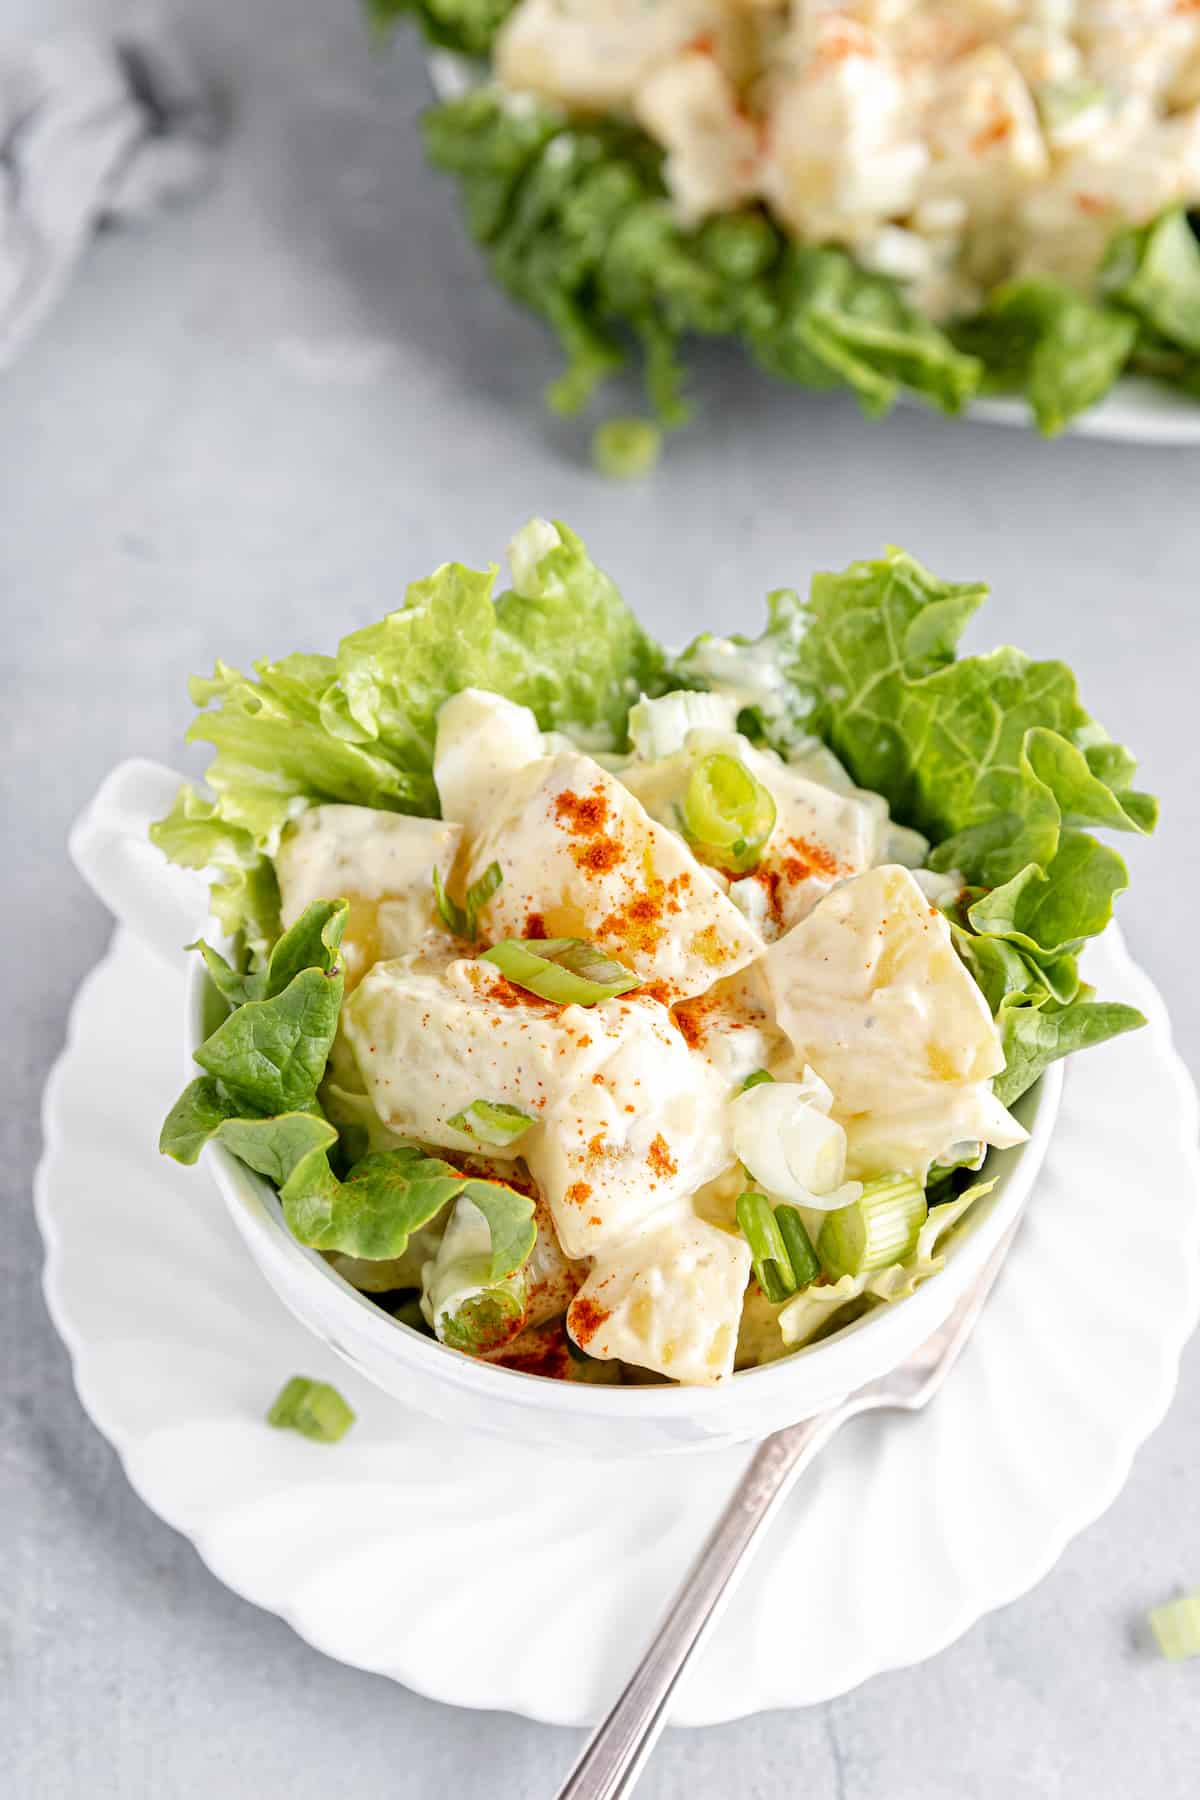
top-left (33, 924), bottom-right (1200, 1728)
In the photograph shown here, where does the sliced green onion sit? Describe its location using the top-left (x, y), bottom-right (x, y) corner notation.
top-left (465, 861), bottom-right (503, 936)
top-left (775, 1206), bottom-right (821, 1289)
top-left (736, 1189), bottom-right (796, 1304)
top-left (1150, 1591), bottom-right (1200, 1661)
top-left (438, 1279), bottom-right (527, 1355)
top-left (447, 1098), bottom-right (536, 1148)
top-left (267, 1376), bottom-right (355, 1444)
top-left (741, 1068), bottom-right (774, 1092)
top-left (681, 752), bottom-right (776, 874)
top-left (432, 865), bottom-right (467, 936)
top-left (433, 862), bottom-right (503, 940)
top-left (818, 1174), bottom-right (927, 1280)
top-left (480, 937), bottom-right (639, 1005)
top-left (592, 417), bottom-right (662, 481)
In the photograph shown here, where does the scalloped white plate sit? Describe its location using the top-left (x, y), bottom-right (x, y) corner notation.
top-left (36, 924), bottom-right (1200, 1725)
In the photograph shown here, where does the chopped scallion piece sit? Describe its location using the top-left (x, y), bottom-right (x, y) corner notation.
top-left (741, 1068), bottom-right (774, 1091)
top-left (447, 1098), bottom-right (536, 1147)
top-left (681, 752), bottom-right (776, 874)
top-left (432, 865), bottom-right (467, 936)
top-left (267, 1376), bottom-right (355, 1443)
top-left (775, 1205), bottom-right (821, 1289)
top-left (465, 860), bottom-right (503, 936)
top-left (439, 1280), bottom-right (527, 1355)
top-left (818, 1174), bottom-right (927, 1279)
top-left (1150, 1591), bottom-right (1200, 1661)
top-left (432, 861), bottom-right (503, 940)
top-left (480, 937), bottom-right (639, 1005)
top-left (592, 417), bottom-right (662, 481)
top-left (736, 1189), bottom-right (796, 1303)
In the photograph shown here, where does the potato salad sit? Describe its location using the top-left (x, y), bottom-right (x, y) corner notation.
top-left (397, 0), bottom-right (1200, 435)
top-left (496, 0), bottom-right (1200, 318)
top-left (159, 520), bottom-right (1154, 1387)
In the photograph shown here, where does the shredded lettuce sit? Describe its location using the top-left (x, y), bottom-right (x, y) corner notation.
top-left (677, 546), bottom-right (1154, 1102)
top-left (151, 520), bottom-right (663, 953)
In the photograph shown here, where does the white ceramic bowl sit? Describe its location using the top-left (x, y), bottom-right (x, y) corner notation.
top-left (72, 758), bottom-right (1062, 1456)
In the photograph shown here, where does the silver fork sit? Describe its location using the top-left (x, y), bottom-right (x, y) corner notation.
top-left (554, 1214), bottom-right (1023, 1800)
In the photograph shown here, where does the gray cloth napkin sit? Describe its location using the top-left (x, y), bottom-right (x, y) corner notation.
top-left (0, 27), bottom-right (220, 367)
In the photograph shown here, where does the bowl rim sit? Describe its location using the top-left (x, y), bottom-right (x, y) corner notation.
top-left (190, 953), bottom-right (1064, 1415)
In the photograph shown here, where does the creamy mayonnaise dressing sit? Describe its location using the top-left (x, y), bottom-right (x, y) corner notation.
top-left (275, 804), bottom-right (461, 990)
top-left (494, 0), bottom-right (1200, 319)
top-left (765, 862), bottom-right (1026, 1179)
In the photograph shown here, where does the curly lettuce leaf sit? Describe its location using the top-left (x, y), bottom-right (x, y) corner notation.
top-left (1101, 208), bottom-right (1200, 356)
top-left (160, 1076), bottom-right (243, 1164)
top-left (215, 1110), bottom-right (341, 1187)
top-left (746, 242), bottom-right (980, 417)
top-left (680, 547), bottom-right (1155, 1102)
top-left (964, 833), bottom-right (1131, 965)
top-left (160, 900), bottom-right (346, 1134)
top-left (283, 1145), bottom-right (474, 1259)
top-left (160, 904), bottom-right (349, 1169)
top-left (496, 520), bottom-right (665, 740)
top-left (282, 1145), bottom-right (535, 1271)
top-left (153, 520), bottom-right (663, 950)
top-left (992, 994), bottom-right (1146, 1108)
top-left (193, 965), bottom-right (345, 1115)
top-left (793, 549), bottom-right (1155, 889)
top-left (366, 0), bottom-right (514, 57)
top-left (151, 787), bottom-right (282, 960)
top-left (954, 277), bottom-right (1136, 434)
top-left (794, 550), bottom-right (1154, 1094)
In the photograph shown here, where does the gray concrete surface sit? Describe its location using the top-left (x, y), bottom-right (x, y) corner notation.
top-left (3, 3), bottom-right (1199, 1795)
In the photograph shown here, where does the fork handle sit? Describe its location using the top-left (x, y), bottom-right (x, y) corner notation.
top-left (553, 1409), bottom-right (847, 1800)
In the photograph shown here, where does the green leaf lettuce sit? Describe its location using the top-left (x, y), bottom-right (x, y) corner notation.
top-left (678, 546), bottom-right (1155, 1102)
top-left (152, 520), bottom-right (664, 952)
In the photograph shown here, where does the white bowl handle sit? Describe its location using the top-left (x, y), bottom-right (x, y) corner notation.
top-left (69, 760), bottom-right (210, 974)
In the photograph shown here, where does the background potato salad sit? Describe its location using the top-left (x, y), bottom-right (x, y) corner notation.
top-left (497, 0), bottom-right (1200, 318)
